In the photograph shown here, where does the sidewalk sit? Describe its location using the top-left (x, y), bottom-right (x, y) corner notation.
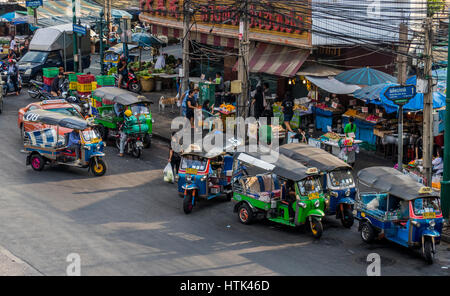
top-left (0, 245), bottom-right (41, 276)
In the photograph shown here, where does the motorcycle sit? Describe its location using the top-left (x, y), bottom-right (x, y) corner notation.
top-left (115, 133), bottom-right (145, 158)
top-left (114, 72), bottom-right (141, 93)
top-left (2, 72), bottom-right (21, 96)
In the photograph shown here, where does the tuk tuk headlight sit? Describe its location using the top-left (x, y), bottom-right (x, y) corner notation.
top-left (314, 200), bottom-right (320, 208)
top-left (186, 175), bottom-right (192, 182)
top-left (25, 69), bottom-right (31, 75)
top-left (298, 202), bottom-right (307, 208)
top-left (411, 220), bottom-right (421, 227)
top-left (345, 189), bottom-right (351, 196)
top-left (330, 191), bottom-right (338, 197)
top-left (429, 220), bottom-right (436, 228)
top-left (200, 176), bottom-right (207, 182)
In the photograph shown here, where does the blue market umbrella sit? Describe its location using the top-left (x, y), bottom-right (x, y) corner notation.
top-left (111, 9), bottom-right (132, 19)
top-left (131, 33), bottom-right (164, 48)
top-left (336, 67), bottom-right (397, 86)
top-left (406, 68), bottom-right (447, 86)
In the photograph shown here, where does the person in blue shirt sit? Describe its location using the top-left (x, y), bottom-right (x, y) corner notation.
top-left (114, 103), bottom-right (124, 117)
top-left (181, 86), bottom-right (199, 117)
top-left (67, 130), bottom-right (81, 164)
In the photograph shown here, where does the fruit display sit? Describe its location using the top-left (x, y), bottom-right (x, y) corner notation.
top-left (219, 104), bottom-right (236, 113)
top-left (366, 114), bottom-right (380, 123)
top-left (293, 104), bottom-right (308, 111)
top-left (321, 132), bottom-right (341, 142)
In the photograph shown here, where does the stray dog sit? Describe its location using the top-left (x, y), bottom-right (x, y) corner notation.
top-left (158, 96), bottom-right (178, 112)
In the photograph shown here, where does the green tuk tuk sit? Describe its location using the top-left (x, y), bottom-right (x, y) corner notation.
top-left (232, 150), bottom-right (326, 238)
top-left (92, 87), bottom-right (153, 148)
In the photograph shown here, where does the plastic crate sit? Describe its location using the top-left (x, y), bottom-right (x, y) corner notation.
top-left (68, 73), bottom-right (83, 82)
top-left (96, 75), bottom-right (115, 86)
top-left (43, 67), bottom-right (59, 78)
top-left (69, 81), bottom-right (77, 90)
top-left (77, 83), bottom-right (92, 93)
top-left (77, 91), bottom-right (92, 97)
top-left (92, 81), bottom-right (97, 91)
top-left (77, 74), bottom-right (95, 84)
top-left (44, 77), bottom-right (55, 86)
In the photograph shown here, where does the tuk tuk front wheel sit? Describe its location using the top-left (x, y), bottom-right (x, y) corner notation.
top-left (360, 222), bottom-right (375, 243)
top-left (91, 159), bottom-right (107, 177)
top-left (309, 217), bottom-right (323, 239)
top-left (423, 239), bottom-right (434, 264)
top-left (238, 204), bottom-right (254, 225)
top-left (341, 207), bottom-right (354, 228)
top-left (30, 154), bottom-right (45, 171)
top-left (131, 143), bottom-right (142, 158)
top-left (183, 192), bottom-right (194, 214)
top-left (129, 82), bottom-right (141, 93)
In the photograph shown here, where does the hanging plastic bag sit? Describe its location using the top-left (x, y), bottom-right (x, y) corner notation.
top-left (164, 162), bottom-right (174, 183)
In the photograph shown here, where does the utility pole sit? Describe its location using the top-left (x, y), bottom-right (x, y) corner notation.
top-left (423, 17), bottom-right (433, 186)
top-left (72, 0), bottom-right (78, 72)
top-left (396, 23), bottom-right (408, 171)
top-left (238, 0), bottom-right (249, 122)
top-left (440, 14), bottom-right (450, 219)
top-left (99, 10), bottom-right (105, 75)
top-left (33, 7), bottom-right (37, 26)
top-left (181, 0), bottom-right (191, 102)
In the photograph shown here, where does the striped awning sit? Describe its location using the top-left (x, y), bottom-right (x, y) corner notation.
top-left (151, 24), bottom-right (238, 49)
top-left (234, 43), bottom-right (309, 77)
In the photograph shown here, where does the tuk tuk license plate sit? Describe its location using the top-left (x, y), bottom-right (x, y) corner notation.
top-left (136, 141), bottom-right (144, 148)
top-left (186, 168), bottom-right (198, 175)
top-left (423, 212), bottom-right (436, 219)
top-left (308, 193), bottom-right (319, 200)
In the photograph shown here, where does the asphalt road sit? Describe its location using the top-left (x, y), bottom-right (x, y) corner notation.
top-left (0, 92), bottom-right (449, 275)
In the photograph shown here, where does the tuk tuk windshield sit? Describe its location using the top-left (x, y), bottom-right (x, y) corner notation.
top-left (329, 169), bottom-right (354, 188)
top-left (131, 104), bottom-right (150, 115)
top-left (181, 156), bottom-right (208, 171)
top-left (413, 197), bottom-right (441, 216)
top-left (82, 129), bottom-right (101, 142)
top-left (47, 107), bottom-right (83, 118)
top-left (297, 176), bottom-right (323, 196)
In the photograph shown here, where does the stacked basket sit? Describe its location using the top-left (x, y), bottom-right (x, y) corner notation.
top-left (68, 73), bottom-right (83, 91)
top-left (77, 74), bottom-right (95, 96)
top-left (92, 76), bottom-right (116, 108)
top-left (43, 67), bottom-right (58, 92)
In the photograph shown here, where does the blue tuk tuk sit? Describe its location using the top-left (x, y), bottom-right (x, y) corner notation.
top-left (280, 143), bottom-right (356, 228)
top-left (355, 167), bottom-right (444, 264)
top-left (177, 133), bottom-right (240, 214)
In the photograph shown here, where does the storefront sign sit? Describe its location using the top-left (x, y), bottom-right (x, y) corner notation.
top-left (73, 24), bottom-right (87, 36)
top-left (384, 85), bottom-right (416, 105)
top-left (139, 0), bottom-right (311, 45)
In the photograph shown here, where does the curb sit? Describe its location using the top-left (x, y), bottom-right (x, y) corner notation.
top-left (152, 131), bottom-right (170, 143)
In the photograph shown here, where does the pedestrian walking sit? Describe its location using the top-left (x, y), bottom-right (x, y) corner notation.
top-left (7, 59), bottom-right (20, 96)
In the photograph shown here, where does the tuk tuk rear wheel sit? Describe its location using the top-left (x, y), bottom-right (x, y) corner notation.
top-left (361, 222), bottom-right (375, 243)
top-left (183, 192), bottom-right (194, 214)
top-left (341, 207), bottom-right (354, 228)
top-left (238, 204), bottom-right (254, 225)
top-left (424, 240), bottom-right (434, 264)
top-left (310, 218), bottom-right (323, 239)
top-left (91, 159), bottom-right (107, 177)
top-left (30, 154), bottom-right (45, 171)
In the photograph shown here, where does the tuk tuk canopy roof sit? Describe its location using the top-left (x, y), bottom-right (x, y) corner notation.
top-left (357, 167), bottom-right (438, 200)
top-left (23, 109), bottom-right (88, 130)
top-left (236, 151), bottom-right (314, 181)
top-left (92, 87), bottom-right (150, 106)
top-left (179, 130), bottom-right (242, 159)
top-left (279, 143), bottom-right (351, 172)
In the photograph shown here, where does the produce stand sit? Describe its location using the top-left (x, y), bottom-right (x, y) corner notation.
top-left (272, 100), bottom-right (313, 130)
top-left (402, 160), bottom-right (441, 193)
top-left (312, 132), bottom-right (362, 165)
top-left (312, 104), bottom-right (344, 132)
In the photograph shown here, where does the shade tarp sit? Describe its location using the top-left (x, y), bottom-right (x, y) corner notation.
top-left (92, 87), bottom-right (150, 106)
top-left (297, 64), bottom-right (343, 77)
top-left (233, 43), bottom-right (309, 77)
top-left (23, 110), bottom-right (88, 130)
top-left (352, 83), bottom-right (397, 102)
top-left (335, 67), bottom-right (397, 86)
top-left (280, 143), bottom-right (350, 172)
top-left (306, 75), bottom-right (361, 94)
top-left (358, 167), bottom-right (437, 200)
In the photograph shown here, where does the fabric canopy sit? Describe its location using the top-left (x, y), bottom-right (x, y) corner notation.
top-left (335, 67), bottom-right (397, 86)
top-left (353, 83), bottom-right (397, 102)
top-left (234, 43), bottom-right (309, 77)
top-left (297, 64), bottom-right (343, 77)
top-left (306, 76), bottom-right (361, 94)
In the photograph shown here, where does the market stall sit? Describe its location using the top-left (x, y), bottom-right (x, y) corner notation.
top-left (308, 131), bottom-right (362, 165)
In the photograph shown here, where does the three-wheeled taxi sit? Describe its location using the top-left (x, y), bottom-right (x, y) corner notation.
top-left (178, 143), bottom-right (236, 214)
top-left (92, 87), bottom-right (153, 148)
top-left (355, 167), bottom-right (444, 264)
top-left (280, 143), bottom-right (356, 228)
top-left (103, 43), bottom-right (139, 73)
top-left (232, 151), bottom-right (326, 238)
top-left (22, 110), bottom-right (107, 176)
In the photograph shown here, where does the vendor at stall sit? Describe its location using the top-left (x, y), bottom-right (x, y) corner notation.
top-left (282, 91), bottom-right (294, 133)
top-left (344, 117), bottom-right (357, 137)
top-left (432, 146), bottom-right (443, 175)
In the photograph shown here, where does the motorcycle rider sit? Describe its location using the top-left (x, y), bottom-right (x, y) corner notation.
top-left (51, 72), bottom-right (64, 97)
top-left (7, 59), bottom-right (20, 96)
top-left (117, 56), bottom-right (128, 89)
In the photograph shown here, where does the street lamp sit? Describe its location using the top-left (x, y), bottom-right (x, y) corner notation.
top-left (98, 9), bottom-right (105, 75)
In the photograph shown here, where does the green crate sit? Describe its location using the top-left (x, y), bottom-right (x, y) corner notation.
top-left (96, 75), bottom-right (115, 86)
top-left (43, 67), bottom-right (59, 78)
top-left (68, 73), bottom-right (83, 82)
top-left (360, 142), bottom-right (376, 151)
